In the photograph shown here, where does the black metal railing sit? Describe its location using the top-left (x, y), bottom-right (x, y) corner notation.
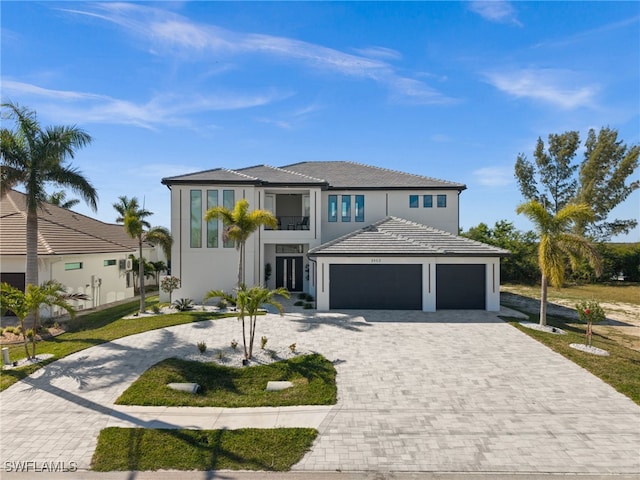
top-left (265, 216), bottom-right (310, 230)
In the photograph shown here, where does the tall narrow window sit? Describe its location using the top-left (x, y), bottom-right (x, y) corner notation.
top-left (328, 195), bottom-right (337, 222)
top-left (223, 190), bottom-right (235, 247)
top-left (341, 195), bottom-right (351, 222)
top-left (190, 190), bottom-right (202, 248)
top-left (437, 194), bottom-right (447, 208)
top-left (409, 195), bottom-right (419, 208)
top-left (423, 195), bottom-right (433, 208)
top-left (206, 190), bottom-right (218, 248)
top-left (355, 195), bottom-right (365, 222)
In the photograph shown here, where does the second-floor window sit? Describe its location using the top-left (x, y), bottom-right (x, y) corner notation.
top-left (341, 195), bottom-right (351, 222)
top-left (207, 190), bottom-right (218, 248)
top-left (190, 190), bottom-right (202, 248)
top-left (223, 190), bottom-right (235, 247)
top-left (328, 195), bottom-right (338, 222)
top-left (355, 195), bottom-right (365, 222)
top-left (409, 195), bottom-right (419, 208)
top-left (423, 195), bottom-right (433, 208)
top-left (437, 194), bottom-right (447, 208)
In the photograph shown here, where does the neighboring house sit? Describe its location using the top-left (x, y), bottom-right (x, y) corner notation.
top-left (0, 190), bottom-right (161, 316)
top-left (162, 161), bottom-right (509, 311)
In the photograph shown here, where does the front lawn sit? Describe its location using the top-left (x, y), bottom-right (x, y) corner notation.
top-left (116, 353), bottom-right (337, 407)
top-left (505, 312), bottom-right (640, 406)
top-left (91, 427), bottom-right (317, 471)
top-left (1, 298), bottom-right (237, 391)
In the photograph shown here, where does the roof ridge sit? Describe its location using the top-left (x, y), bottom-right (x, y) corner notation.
top-left (380, 218), bottom-right (443, 251)
top-left (222, 167), bottom-right (259, 180)
top-left (270, 164), bottom-right (327, 183)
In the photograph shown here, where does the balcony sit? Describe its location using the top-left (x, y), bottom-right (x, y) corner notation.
top-left (267, 215), bottom-right (310, 231)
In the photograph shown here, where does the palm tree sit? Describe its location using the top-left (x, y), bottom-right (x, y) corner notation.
top-left (113, 196), bottom-right (172, 314)
top-left (0, 102), bottom-right (97, 289)
top-left (204, 198), bottom-right (278, 287)
top-left (150, 260), bottom-right (168, 285)
top-left (1, 281), bottom-right (87, 359)
top-left (516, 200), bottom-right (602, 326)
top-left (204, 285), bottom-right (289, 360)
top-left (46, 190), bottom-right (80, 210)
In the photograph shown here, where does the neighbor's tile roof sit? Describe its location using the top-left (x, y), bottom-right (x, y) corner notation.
top-left (0, 190), bottom-right (142, 256)
top-left (162, 161), bottom-right (465, 190)
top-left (308, 217), bottom-right (510, 257)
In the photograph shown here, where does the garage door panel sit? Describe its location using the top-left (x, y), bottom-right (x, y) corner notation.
top-left (330, 264), bottom-right (422, 310)
top-left (436, 264), bottom-right (485, 309)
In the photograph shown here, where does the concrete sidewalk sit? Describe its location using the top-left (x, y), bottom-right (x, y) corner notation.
top-left (1, 307), bottom-right (639, 475)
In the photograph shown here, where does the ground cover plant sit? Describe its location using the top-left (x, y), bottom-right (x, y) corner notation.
top-left (116, 353), bottom-right (337, 407)
top-left (91, 427), bottom-right (317, 472)
top-left (0, 297), bottom-right (236, 391)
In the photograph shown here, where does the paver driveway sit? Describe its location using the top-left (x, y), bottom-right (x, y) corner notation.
top-left (1, 308), bottom-right (639, 474)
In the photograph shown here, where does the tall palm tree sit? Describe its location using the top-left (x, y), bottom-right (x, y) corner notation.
top-left (46, 190), bottom-right (80, 210)
top-left (204, 198), bottom-right (278, 287)
top-left (1, 102), bottom-right (97, 289)
top-left (516, 200), bottom-right (602, 326)
top-left (113, 196), bottom-right (172, 313)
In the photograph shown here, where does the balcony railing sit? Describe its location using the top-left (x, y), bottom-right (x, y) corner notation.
top-left (265, 216), bottom-right (310, 231)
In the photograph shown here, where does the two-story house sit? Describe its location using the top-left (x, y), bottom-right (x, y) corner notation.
top-left (161, 161), bottom-right (509, 311)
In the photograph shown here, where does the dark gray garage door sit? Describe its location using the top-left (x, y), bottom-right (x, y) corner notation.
top-left (330, 264), bottom-right (422, 310)
top-left (436, 264), bottom-right (486, 309)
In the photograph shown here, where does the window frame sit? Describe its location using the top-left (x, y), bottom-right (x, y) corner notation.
top-left (190, 190), bottom-right (202, 248)
top-left (437, 194), bottom-right (447, 208)
top-left (206, 190), bottom-right (218, 248)
top-left (341, 195), bottom-right (351, 222)
top-left (355, 195), bottom-right (365, 222)
top-left (328, 195), bottom-right (338, 222)
top-left (423, 195), bottom-right (433, 208)
top-left (409, 195), bottom-right (419, 208)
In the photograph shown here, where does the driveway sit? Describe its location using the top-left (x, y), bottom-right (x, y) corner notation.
top-left (1, 307), bottom-right (639, 474)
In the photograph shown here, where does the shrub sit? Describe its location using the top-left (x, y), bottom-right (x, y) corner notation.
top-left (172, 298), bottom-right (194, 312)
top-left (197, 341), bottom-right (207, 354)
top-left (151, 304), bottom-right (161, 314)
top-left (294, 300), bottom-right (304, 306)
top-left (575, 300), bottom-right (606, 347)
top-left (217, 298), bottom-right (229, 309)
top-left (230, 339), bottom-right (238, 350)
top-left (25, 328), bottom-right (35, 340)
top-left (303, 303), bottom-right (314, 309)
top-left (260, 336), bottom-right (268, 350)
top-left (0, 327), bottom-right (4, 336)
top-left (289, 343), bottom-right (297, 354)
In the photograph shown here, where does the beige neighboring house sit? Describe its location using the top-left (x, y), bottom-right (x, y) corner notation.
top-left (0, 189), bottom-right (162, 317)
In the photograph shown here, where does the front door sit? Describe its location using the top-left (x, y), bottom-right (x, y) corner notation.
top-left (276, 256), bottom-right (303, 291)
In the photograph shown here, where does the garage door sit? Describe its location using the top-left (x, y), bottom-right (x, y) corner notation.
top-left (330, 264), bottom-right (422, 309)
top-left (436, 264), bottom-right (485, 309)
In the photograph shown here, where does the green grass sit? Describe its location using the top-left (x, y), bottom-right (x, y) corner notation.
top-left (1, 298), bottom-right (237, 392)
top-left (505, 311), bottom-right (640, 405)
top-left (91, 427), bottom-right (317, 471)
top-left (116, 353), bottom-right (337, 407)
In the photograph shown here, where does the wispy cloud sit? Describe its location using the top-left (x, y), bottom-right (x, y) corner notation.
top-left (473, 166), bottom-right (513, 187)
top-left (483, 68), bottom-right (599, 109)
top-left (63, 3), bottom-right (456, 106)
top-left (2, 80), bottom-right (289, 129)
top-left (468, 1), bottom-right (522, 27)
top-left (534, 16), bottom-right (639, 49)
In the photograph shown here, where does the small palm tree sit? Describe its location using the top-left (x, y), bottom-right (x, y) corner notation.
top-left (46, 190), bottom-right (80, 210)
top-left (0, 281), bottom-right (87, 359)
top-left (113, 196), bottom-right (172, 314)
top-left (150, 260), bottom-right (168, 286)
top-left (1, 102), bottom-right (97, 289)
top-left (204, 199), bottom-right (278, 287)
top-left (516, 200), bottom-right (602, 325)
top-left (204, 285), bottom-right (289, 360)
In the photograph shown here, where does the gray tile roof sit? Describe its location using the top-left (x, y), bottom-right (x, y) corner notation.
top-left (282, 161), bottom-right (466, 190)
top-left (308, 217), bottom-right (510, 257)
top-left (162, 161), bottom-right (465, 190)
top-left (1, 190), bottom-right (142, 256)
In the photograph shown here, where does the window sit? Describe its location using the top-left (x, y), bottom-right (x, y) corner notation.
top-left (206, 190), bottom-right (218, 248)
top-left (65, 262), bottom-right (82, 271)
top-left (355, 195), bottom-right (365, 222)
top-left (437, 194), bottom-right (447, 208)
top-left (341, 195), bottom-right (351, 222)
top-left (223, 190), bottom-right (235, 247)
top-left (423, 195), bottom-right (433, 208)
top-left (409, 195), bottom-right (419, 208)
top-left (328, 195), bottom-right (337, 222)
top-left (104, 259), bottom-right (116, 267)
top-left (190, 190), bottom-right (202, 248)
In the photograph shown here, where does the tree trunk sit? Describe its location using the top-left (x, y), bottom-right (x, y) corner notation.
top-left (248, 315), bottom-right (257, 359)
top-left (539, 274), bottom-right (548, 326)
top-left (237, 243), bottom-right (244, 288)
top-left (241, 315), bottom-right (248, 359)
top-left (25, 209), bottom-right (39, 288)
top-left (138, 238), bottom-right (145, 313)
top-left (30, 311), bottom-right (39, 358)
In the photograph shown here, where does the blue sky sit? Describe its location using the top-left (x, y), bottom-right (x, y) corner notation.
top-left (2, 1), bottom-right (639, 241)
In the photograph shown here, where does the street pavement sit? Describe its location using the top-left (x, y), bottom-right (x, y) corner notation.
top-left (1, 306), bottom-right (639, 476)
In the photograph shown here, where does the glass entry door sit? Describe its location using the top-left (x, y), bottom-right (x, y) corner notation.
top-left (276, 256), bottom-right (303, 291)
